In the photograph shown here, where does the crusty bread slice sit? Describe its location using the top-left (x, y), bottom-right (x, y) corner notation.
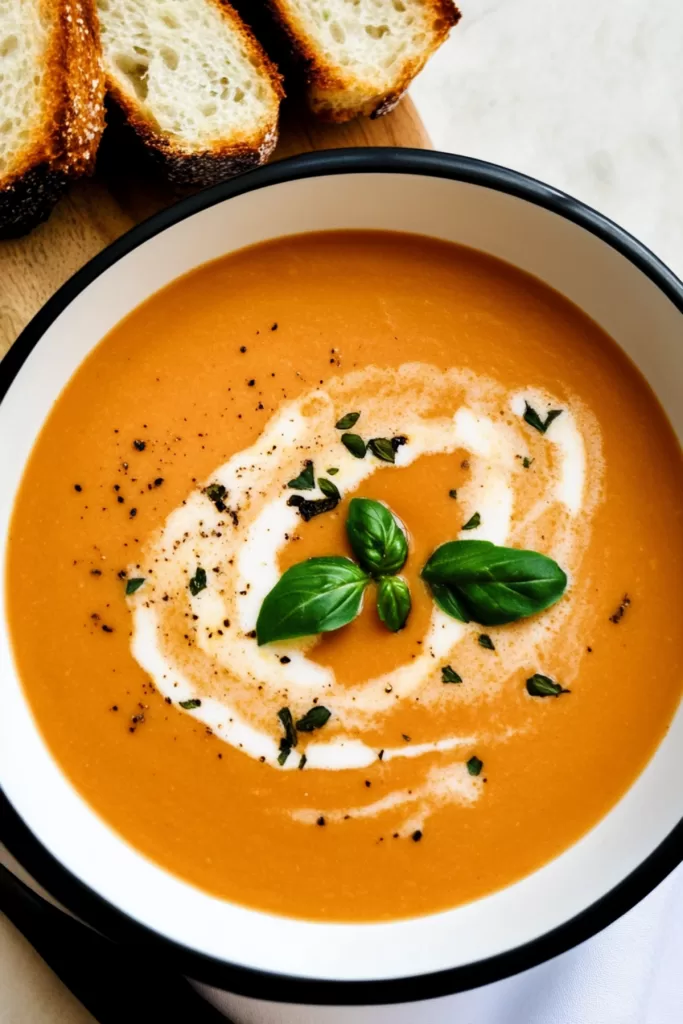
top-left (96, 0), bottom-right (284, 187)
top-left (265, 0), bottom-right (460, 121)
top-left (0, 0), bottom-right (105, 238)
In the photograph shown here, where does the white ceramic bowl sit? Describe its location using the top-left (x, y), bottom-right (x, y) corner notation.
top-left (1, 151), bottom-right (682, 1016)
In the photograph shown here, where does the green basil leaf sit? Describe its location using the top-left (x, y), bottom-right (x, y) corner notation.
top-left (287, 494), bottom-right (340, 521)
top-left (327, 467), bottom-right (339, 475)
top-left (346, 497), bottom-right (408, 576)
top-left (256, 556), bottom-right (369, 645)
top-left (277, 746), bottom-right (291, 766)
top-left (467, 755), bottom-right (483, 776)
top-left (189, 567), bottom-right (207, 596)
top-left (524, 402), bottom-right (563, 434)
top-left (478, 633), bottom-right (495, 650)
top-left (421, 539), bottom-right (567, 626)
top-left (288, 460), bottom-right (315, 489)
top-left (376, 576), bottom-right (411, 632)
top-left (526, 673), bottom-right (570, 697)
top-left (462, 512), bottom-right (481, 531)
top-left (441, 665), bottom-right (462, 683)
top-left (336, 412), bottom-right (360, 430)
top-left (368, 437), bottom-right (395, 463)
top-left (428, 582), bottom-right (470, 623)
top-left (125, 577), bottom-right (146, 595)
top-left (318, 477), bottom-right (341, 500)
top-left (296, 705), bottom-right (331, 731)
top-left (179, 698), bottom-right (201, 710)
top-left (342, 433), bottom-right (367, 458)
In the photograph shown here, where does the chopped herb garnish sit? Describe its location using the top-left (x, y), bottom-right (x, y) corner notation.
top-left (125, 577), bottom-right (146, 595)
top-left (526, 673), bottom-right (570, 697)
top-left (478, 633), bottom-right (495, 650)
top-left (287, 460), bottom-right (315, 490)
top-left (327, 467), bottom-right (339, 475)
top-left (462, 512), bottom-right (481, 531)
top-left (278, 707), bottom-right (298, 749)
top-left (441, 665), bottom-right (462, 683)
top-left (522, 457), bottom-right (533, 469)
top-left (335, 411), bottom-right (361, 430)
top-left (296, 705), bottom-right (331, 732)
top-left (179, 698), bottom-right (201, 710)
top-left (189, 567), bottom-right (207, 596)
top-left (368, 437), bottom-right (395, 463)
top-left (448, 489), bottom-right (458, 499)
top-left (298, 754), bottom-right (307, 770)
top-left (290, 495), bottom-right (340, 521)
top-left (277, 747), bottom-right (291, 766)
top-left (205, 482), bottom-right (227, 510)
top-left (133, 439), bottom-right (146, 451)
top-left (318, 477), bottom-right (341, 500)
top-left (523, 402), bottom-right (563, 434)
top-left (609, 594), bottom-right (631, 624)
top-left (342, 433), bottom-right (366, 459)
top-left (467, 755), bottom-right (483, 776)
top-left (391, 435), bottom-right (408, 451)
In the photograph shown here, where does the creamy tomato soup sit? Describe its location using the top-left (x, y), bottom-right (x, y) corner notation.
top-left (6, 231), bottom-right (683, 922)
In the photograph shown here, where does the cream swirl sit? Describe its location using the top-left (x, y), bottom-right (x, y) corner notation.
top-left (128, 364), bottom-right (603, 820)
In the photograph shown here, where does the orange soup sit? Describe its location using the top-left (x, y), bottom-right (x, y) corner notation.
top-left (6, 231), bottom-right (683, 922)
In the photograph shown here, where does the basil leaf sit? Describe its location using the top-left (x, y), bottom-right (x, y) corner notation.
top-left (368, 437), bottom-right (395, 463)
top-left (346, 497), bottom-right (408, 576)
top-left (376, 576), bottom-right (411, 632)
top-left (318, 477), bottom-right (341, 500)
top-left (467, 755), bottom-right (483, 776)
top-left (336, 412), bottom-right (360, 430)
top-left (256, 556), bottom-right (369, 644)
top-left (296, 705), bottom-right (331, 731)
top-left (524, 402), bottom-right (563, 434)
top-left (478, 633), bottom-right (495, 650)
top-left (462, 512), bottom-right (481, 531)
top-left (125, 577), bottom-right (145, 595)
top-left (189, 567), bottom-right (207, 596)
top-left (526, 673), bottom-right (570, 697)
top-left (441, 665), bottom-right (462, 683)
top-left (277, 746), bottom-right (291, 766)
top-left (342, 433), bottom-right (367, 459)
top-left (179, 698), bottom-right (201, 710)
top-left (327, 467), bottom-right (339, 475)
top-left (428, 582), bottom-right (470, 623)
top-left (278, 707), bottom-right (298, 749)
top-left (288, 460), bottom-right (315, 489)
top-left (287, 494), bottom-right (340, 521)
top-left (421, 539), bottom-right (567, 626)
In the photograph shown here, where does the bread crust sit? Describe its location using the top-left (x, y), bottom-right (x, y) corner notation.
top-left (103, 0), bottom-right (284, 188)
top-left (265, 0), bottom-right (461, 122)
top-left (0, 0), bottom-right (105, 237)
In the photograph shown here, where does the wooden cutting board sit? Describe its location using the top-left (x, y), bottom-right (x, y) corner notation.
top-left (0, 98), bottom-right (429, 359)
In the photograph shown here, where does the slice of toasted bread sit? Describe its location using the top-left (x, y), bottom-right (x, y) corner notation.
top-left (96, 0), bottom-right (284, 187)
top-left (265, 0), bottom-right (460, 121)
top-left (0, 0), bottom-right (105, 239)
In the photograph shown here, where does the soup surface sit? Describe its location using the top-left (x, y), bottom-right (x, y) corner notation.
top-left (6, 231), bottom-right (683, 922)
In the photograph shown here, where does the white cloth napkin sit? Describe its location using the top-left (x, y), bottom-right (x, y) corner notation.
top-left (207, 865), bottom-right (683, 1024)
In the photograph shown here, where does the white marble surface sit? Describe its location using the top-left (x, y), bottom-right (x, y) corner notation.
top-left (412, 0), bottom-right (683, 279)
top-left (2, 2), bottom-right (682, 1020)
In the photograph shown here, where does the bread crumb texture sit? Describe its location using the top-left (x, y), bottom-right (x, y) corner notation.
top-left (97, 0), bottom-right (283, 182)
top-left (268, 0), bottom-right (460, 120)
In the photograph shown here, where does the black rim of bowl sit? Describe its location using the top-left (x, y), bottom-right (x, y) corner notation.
top-left (2, 148), bottom-right (683, 1006)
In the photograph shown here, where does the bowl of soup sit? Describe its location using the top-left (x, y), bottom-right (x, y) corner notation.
top-left (1, 150), bottom-right (682, 1018)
